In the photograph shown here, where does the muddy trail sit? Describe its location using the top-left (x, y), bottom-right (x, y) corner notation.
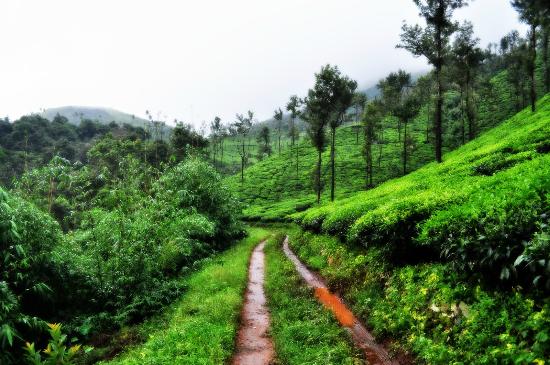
top-left (232, 240), bottom-right (275, 365)
top-left (282, 237), bottom-right (398, 365)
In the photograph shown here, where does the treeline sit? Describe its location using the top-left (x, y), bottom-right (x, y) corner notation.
top-left (0, 113), bottom-right (212, 187)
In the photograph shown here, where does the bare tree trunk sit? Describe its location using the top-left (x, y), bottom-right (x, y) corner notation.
top-left (316, 149), bottom-right (322, 204)
top-left (435, 24), bottom-right (443, 163)
top-left (435, 66), bottom-right (443, 162)
top-left (466, 71), bottom-right (476, 141)
top-left (241, 139), bottom-right (245, 182)
top-left (529, 24), bottom-right (537, 112)
top-left (544, 27), bottom-right (549, 93)
top-left (330, 127), bottom-right (336, 202)
top-left (403, 121), bottom-right (408, 176)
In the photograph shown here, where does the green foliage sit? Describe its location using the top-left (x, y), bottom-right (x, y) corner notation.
top-left (287, 229), bottom-right (550, 363)
top-left (264, 232), bottom-right (362, 364)
top-left (0, 188), bottom-right (64, 363)
top-left (101, 228), bottom-right (269, 364)
top-left (24, 323), bottom-right (89, 365)
top-left (297, 95), bottom-right (550, 285)
top-left (54, 158), bottom-right (244, 331)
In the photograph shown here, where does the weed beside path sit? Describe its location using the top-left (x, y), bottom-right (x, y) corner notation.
top-left (264, 232), bottom-right (363, 365)
top-left (102, 227), bottom-right (269, 365)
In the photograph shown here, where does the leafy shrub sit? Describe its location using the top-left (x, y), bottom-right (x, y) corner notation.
top-left (24, 323), bottom-right (89, 365)
top-left (419, 157), bottom-right (550, 286)
top-left (0, 188), bottom-right (64, 363)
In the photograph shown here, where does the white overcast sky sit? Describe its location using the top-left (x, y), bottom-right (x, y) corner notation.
top-left (0, 0), bottom-right (526, 127)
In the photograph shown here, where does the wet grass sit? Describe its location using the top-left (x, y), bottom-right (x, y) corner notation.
top-left (264, 231), bottom-right (363, 365)
top-left (101, 227), bottom-right (270, 365)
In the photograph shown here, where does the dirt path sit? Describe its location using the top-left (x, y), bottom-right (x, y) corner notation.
top-left (232, 241), bottom-right (274, 365)
top-left (283, 237), bottom-right (398, 365)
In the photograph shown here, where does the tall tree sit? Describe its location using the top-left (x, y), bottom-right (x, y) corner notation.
top-left (302, 65), bottom-right (356, 203)
top-left (377, 70), bottom-right (411, 142)
top-left (273, 108), bottom-right (284, 154)
top-left (233, 111), bottom-right (254, 182)
top-left (256, 126), bottom-right (272, 160)
top-left (399, 0), bottom-right (468, 162)
top-left (511, 0), bottom-right (541, 112)
top-left (286, 95), bottom-right (301, 177)
top-left (362, 101), bottom-right (383, 188)
top-left (210, 116), bottom-right (222, 167)
top-left (394, 89), bottom-right (421, 175)
top-left (352, 92), bottom-right (368, 122)
top-left (451, 21), bottom-right (485, 141)
top-left (328, 71), bottom-right (357, 202)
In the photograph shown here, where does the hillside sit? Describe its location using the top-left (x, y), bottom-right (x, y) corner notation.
top-left (41, 106), bottom-right (149, 127)
top-left (227, 101), bottom-right (438, 221)
top-left (285, 95), bottom-right (550, 362)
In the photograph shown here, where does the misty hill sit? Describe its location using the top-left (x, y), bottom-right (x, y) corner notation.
top-left (41, 106), bottom-right (149, 127)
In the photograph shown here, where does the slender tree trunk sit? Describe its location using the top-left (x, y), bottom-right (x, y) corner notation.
top-left (435, 23), bottom-right (443, 163)
top-left (403, 121), bottom-right (408, 176)
top-left (296, 144), bottom-right (299, 178)
top-left (460, 87), bottom-right (465, 145)
top-left (435, 66), bottom-right (443, 162)
top-left (365, 127), bottom-right (373, 188)
top-left (544, 27), bottom-right (549, 93)
top-left (466, 71), bottom-right (475, 141)
top-left (241, 139), bottom-right (245, 182)
top-left (278, 126), bottom-right (281, 154)
top-left (316, 149), bottom-right (322, 204)
top-left (221, 138), bottom-right (224, 167)
top-left (330, 127), bottom-right (336, 202)
top-left (529, 24), bottom-right (537, 112)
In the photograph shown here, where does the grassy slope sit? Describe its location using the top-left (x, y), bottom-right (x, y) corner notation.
top-left (227, 111), bottom-right (436, 222)
top-left (287, 230), bottom-right (549, 363)
top-left (101, 227), bottom-right (269, 365)
top-left (296, 95), bottom-right (549, 242)
top-left (282, 95), bottom-right (550, 363)
top-left (264, 231), bottom-right (362, 365)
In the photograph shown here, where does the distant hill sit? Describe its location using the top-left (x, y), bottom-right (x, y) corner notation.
top-left (41, 106), bottom-right (149, 128)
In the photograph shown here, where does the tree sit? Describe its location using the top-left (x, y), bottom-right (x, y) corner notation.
top-left (302, 64), bottom-right (357, 203)
top-left (210, 116), bottom-right (222, 167)
top-left (233, 111), bottom-right (254, 182)
top-left (273, 108), bottom-right (284, 154)
top-left (451, 21), bottom-right (485, 141)
top-left (256, 126), bottom-right (272, 160)
top-left (362, 101), bottom-right (383, 188)
top-left (511, 0), bottom-right (545, 111)
top-left (327, 70), bottom-right (357, 202)
top-left (394, 90), bottom-right (422, 175)
top-left (501, 31), bottom-right (529, 111)
top-left (352, 92), bottom-right (368, 122)
top-left (399, 0), bottom-right (468, 162)
top-left (286, 95), bottom-right (301, 177)
top-left (377, 70), bottom-right (411, 142)
top-left (171, 122), bottom-right (208, 161)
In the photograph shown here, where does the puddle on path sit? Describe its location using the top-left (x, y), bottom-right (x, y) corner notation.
top-left (283, 237), bottom-right (399, 365)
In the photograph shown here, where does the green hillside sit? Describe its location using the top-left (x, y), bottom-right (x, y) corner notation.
top-left (227, 103), bottom-right (439, 221)
top-left (285, 95), bottom-right (550, 362)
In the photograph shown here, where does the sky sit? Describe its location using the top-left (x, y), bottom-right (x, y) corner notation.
top-left (0, 0), bottom-right (526, 127)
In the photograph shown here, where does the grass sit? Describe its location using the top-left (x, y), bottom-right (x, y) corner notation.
top-left (263, 230), bottom-right (363, 365)
top-left (293, 95), bottom-right (550, 284)
top-left (287, 229), bottom-right (550, 364)
top-left (100, 227), bottom-right (269, 365)
top-left (227, 114), bottom-right (436, 222)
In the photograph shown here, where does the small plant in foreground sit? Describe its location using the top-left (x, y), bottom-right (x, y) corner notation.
top-left (24, 323), bottom-right (90, 365)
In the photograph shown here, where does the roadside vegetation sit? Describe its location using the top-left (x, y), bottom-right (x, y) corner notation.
top-left (264, 231), bottom-right (362, 365)
top-left (101, 227), bottom-right (269, 364)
